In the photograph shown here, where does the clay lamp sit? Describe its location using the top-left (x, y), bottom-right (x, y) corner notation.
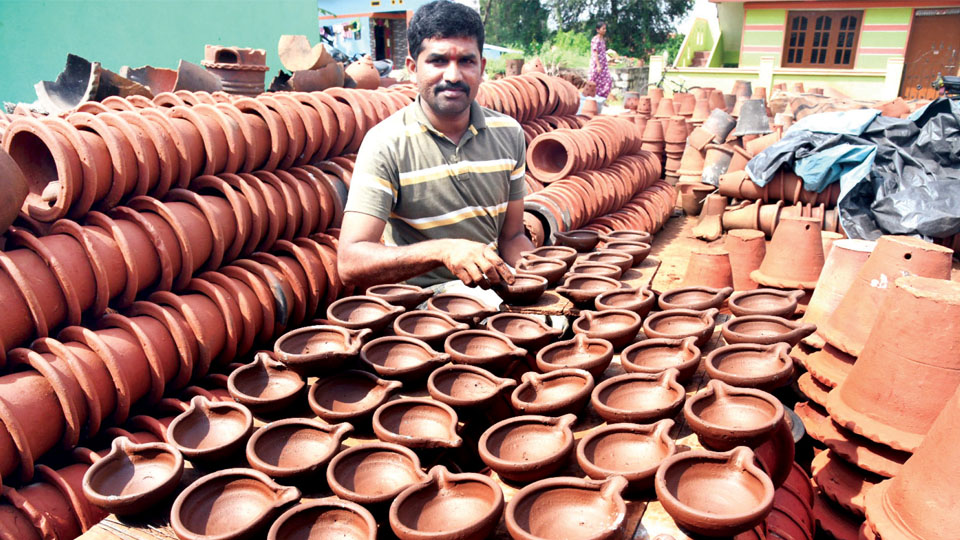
top-left (326, 442), bottom-right (427, 509)
top-left (576, 419), bottom-right (677, 493)
top-left (581, 250), bottom-right (634, 275)
top-left (704, 343), bottom-right (794, 391)
top-left (654, 447), bottom-right (775, 537)
top-left (536, 334), bottom-right (614, 379)
top-left (444, 329), bottom-right (527, 374)
top-left (366, 283), bottom-right (434, 311)
top-left (572, 309), bottom-right (643, 350)
top-left (553, 229), bottom-right (601, 252)
top-left (493, 272), bottom-right (549, 305)
top-left (510, 369), bottom-right (595, 416)
top-left (658, 285), bottom-right (733, 311)
top-left (372, 398), bottom-right (463, 449)
top-left (359, 336), bottom-right (450, 382)
top-left (394, 310), bottom-right (470, 347)
top-left (728, 289), bottom-right (806, 319)
top-left (602, 240), bottom-right (652, 266)
top-left (524, 245), bottom-right (578, 268)
top-left (226, 353), bottom-right (305, 414)
top-left (505, 475), bottom-right (629, 540)
top-left (167, 396), bottom-right (255, 463)
top-left (170, 467), bottom-right (301, 540)
top-left (620, 337), bottom-right (702, 383)
top-left (642, 308), bottom-right (720, 347)
top-left (274, 325), bottom-right (371, 375)
top-left (389, 465), bottom-right (504, 540)
top-left (556, 274), bottom-right (622, 306)
top-left (591, 369), bottom-right (685, 423)
top-left (478, 414), bottom-right (577, 484)
top-left (426, 293), bottom-right (498, 324)
top-left (245, 418), bottom-right (353, 481)
top-left (516, 256), bottom-right (567, 285)
top-left (327, 295), bottom-right (404, 333)
top-left (427, 363), bottom-right (517, 412)
top-left (485, 312), bottom-right (563, 352)
top-left (568, 262), bottom-right (623, 280)
top-left (684, 379), bottom-right (784, 450)
top-left (595, 285), bottom-right (656, 317)
top-left (601, 229), bottom-right (653, 245)
top-left (268, 498), bottom-right (377, 540)
top-left (720, 315), bottom-right (816, 346)
top-left (308, 370), bottom-right (402, 426)
top-left (81, 436), bottom-right (184, 516)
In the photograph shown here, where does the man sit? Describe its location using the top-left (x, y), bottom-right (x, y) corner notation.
top-left (337, 0), bottom-right (534, 291)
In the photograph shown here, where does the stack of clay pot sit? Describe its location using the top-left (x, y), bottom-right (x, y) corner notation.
top-left (746, 216), bottom-right (825, 310)
top-left (477, 72), bottom-right (580, 124)
top-left (277, 34), bottom-right (347, 92)
top-left (201, 45), bottom-right (270, 96)
top-left (788, 236), bottom-right (956, 538)
top-left (662, 117), bottom-right (688, 184)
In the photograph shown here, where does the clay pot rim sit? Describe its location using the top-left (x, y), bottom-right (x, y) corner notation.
top-left (245, 418), bottom-right (353, 478)
top-left (727, 289), bottom-right (805, 318)
top-left (81, 436), bottom-right (184, 513)
top-left (167, 396), bottom-right (254, 459)
top-left (536, 334), bottom-right (615, 371)
top-left (620, 336), bottom-right (702, 375)
top-left (360, 335), bottom-right (449, 376)
top-left (684, 379), bottom-right (785, 444)
top-left (326, 441), bottom-right (426, 504)
top-left (444, 329), bottom-right (526, 361)
top-left (704, 342), bottom-right (794, 389)
top-left (575, 419), bottom-right (677, 480)
top-left (308, 369), bottom-right (403, 419)
top-left (721, 315), bottom-right (816, 344)
top-left (226, 353), bottom-right (306, 408)
top-left (274, 324), bottom-right (370, 361)
top-left (591, 370), bottom-right (685, 419)
top-left (643, 308), bottom-right (720, 338)
top-left (505, 475), bottom-right (629, 540)
top-left (426, 293), bottom-right (497, 321)
top-left (268, 498), bottom-right (377, 540)
top-left (326, 294), bottom-right (404, 330)
top-left (572, 309), bottom-right (643, 339)
top-left (594, 285), bottom-right (655, 311)
top-left (365, 283), bottom-right (434, 308)
top-left (372, 397), bottom-right (463, 449)
top-left (510, 368), bottom-right (595, 413)
top-left (426, 363), bottom-right (517, 407)
top-left (485, 311), bottom-right (562, 338)
top-left (394, 309), bottom-right (470, 340)
top-left (658, 286), bottom-right (734, 311)
top-left (479, 413), bottom-right (577, 470)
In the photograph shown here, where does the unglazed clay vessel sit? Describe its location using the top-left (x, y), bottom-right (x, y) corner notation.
top-left (591, 369), bottom-right (685, 424)
top-left (536, 333), bottom-right (614, 379)
top-left (511, 369), bottom-right (594, 416)
top-left (602, 229), bottom-right (653, 245)
top-left (684, 380), bottom-right (784, 450)
top-left (576, 419), bottom-right (676, 492)
top-left (655, 447), bottom-right (775, 537)
top-left (308, 370), bottom-right (402, 425)
top-left (658, 286), bottom-right (733, 311)
top-left (167, 396), bottom-right (254, 463)
top-left (728, 288), bottom-right (805, 318)
top-left (705, 343), bottom-right (794, 390)
top-left (485, 312), bottom-right (563, 351)
top-left (556, 274), bottom-right (622, 305)
top-left (516, 256), bottom-right (567, 285)
top-left (595, 285), bottom-right (656, 317)
top-left (427, 293), bottom-right (498, 324)
top-left (274, 325), bottom-right (371, 374)
top-left (366, 283), bottom-right (434, 310)
top-left (82, 436), bottom-right (184, 516)
top-left (227, 353), bottom-right (305, 414)
top-left (494, 273), bottom-right (548, 305)
top-left (444, 329), bottom-right (527, 374)
top-left (268, 498), bottom-right (377, 540)
top-left (170, 468), bottom-right (300, 540)
top-left (427, 363), bottom-right (516, 411)
top-left (327, 295), bottom-right (404, 332)
top-left (553, 229), bottom-right (601, 252)
top-left (326, 442), bottom-right (427, 508)
top-left (359, 336), bottom-right (450, 382)
top-left (524, 245), bottom-right (578, 267)
top-left (389, 466), bottom-right (504, 540)
top-left (643, 308), bottom-right (720, 347)
top-left (620, 337), bottom-right (701, 382)
top-left (394, 310), bottom-right (470, 347)
top-left (478, 414), bottom-right (577, 483)
top-left (568, 261), bottom-right (623, 280)
top-left (372, 398), bottom-right (462, 449)
top-left (505, 475), bottom-right (629, 540)
top-left (581, 250), bottom-right (634, 275)
top-left (246, 418), bottom-right (353, 480)
top-left (602, 240), bottom-right (652, 266)
top-left (721, 315), bottom-right (816, 346)
top-left (572, 309), bottom-right (642, 350)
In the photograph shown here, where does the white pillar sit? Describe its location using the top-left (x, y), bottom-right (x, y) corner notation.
top-left (648, 54), bottom-right (665, 92)
top-left (883, 56), bottom-right (905, 100)
top-left (758, 55), bottom-right (775, 92)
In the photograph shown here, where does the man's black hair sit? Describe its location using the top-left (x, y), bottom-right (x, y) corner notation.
top-left (407, 0), bottom-right (484, 60)
top-left (595, 20), bottom-right (606, 31)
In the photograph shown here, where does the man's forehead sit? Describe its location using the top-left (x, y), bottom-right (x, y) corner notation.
top-left (418, 36), bottom-right (480, 58)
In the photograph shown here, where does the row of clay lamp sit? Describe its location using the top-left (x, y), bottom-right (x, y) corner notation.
top-left (2, 85), bottom-right (413, 222)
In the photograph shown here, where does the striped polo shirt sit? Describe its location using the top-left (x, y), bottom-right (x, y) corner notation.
top-left (345, 95), bottom-right (527, 286)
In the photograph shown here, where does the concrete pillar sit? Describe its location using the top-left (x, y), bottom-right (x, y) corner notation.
top-left (758, 55), bottom-right (775, 92)
top-left (648, 54), bottom-right (665, 92)
top-left (884, 56), bottom-right (905, 100)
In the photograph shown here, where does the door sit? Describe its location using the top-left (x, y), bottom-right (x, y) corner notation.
top-left (900, 9), bottom-right (960, 100)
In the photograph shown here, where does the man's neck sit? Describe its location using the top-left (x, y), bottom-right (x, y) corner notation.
top-left (420, 99), bottom-right (471, 144)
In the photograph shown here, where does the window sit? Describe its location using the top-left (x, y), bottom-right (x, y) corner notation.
top-left (782, 11), bottom-right (862, 68)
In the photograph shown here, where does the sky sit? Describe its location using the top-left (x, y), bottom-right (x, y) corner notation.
top-left (677, 0), bottom-right (717, 34)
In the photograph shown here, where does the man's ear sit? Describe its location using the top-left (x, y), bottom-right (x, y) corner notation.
top-left (405, 55), bottom-right (417, 83)
top-left (480, 56), bottom-right (486, 73)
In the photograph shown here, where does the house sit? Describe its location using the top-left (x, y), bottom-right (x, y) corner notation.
top-left (653, 0), bottom-right (960, 100)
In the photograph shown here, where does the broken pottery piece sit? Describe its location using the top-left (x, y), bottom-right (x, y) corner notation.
top-left (366, 283), bottom-right (434, 311)
top-left (82, 437), bottom-right (184, 516)
top-left (326, 295), bottom-right (404, 333)
top-left (721, 315), bottom-right (816, 346)
top-left (658, 285), bottom-right (733, 311)
top-left (620, 337), bottom-right (701, 382)
top-left (510, 369), bottom-right (595, 416)
top-left (427, 364), bottom-right (516, 411)
top-left (576, 419), bottom-right (676, 493)
top-left (274, 325), bottom-right (371, 375)
top-left (728, 289), bottom-right (805, 318)
top-left (359, 336), bottom-right (450, 382)
top-left (478, 414), bottom-right (577, 483)
top-left (308, 370), bottom-right (402, 425)
top-left (227, 353), bottom-right (305, 414)
top-left (394, 310), bottom-right (470, 347)
top-left (705, 343), bottom-right (794, 391)
top-left (572, 309), bottom-right (642, 350)
top-left (167, 396), bottom-right (254, 463)
top-left (245, 418), bottom-right (353, 481)
top-left (372, 398), bottom-right (462, 449)
top-left (643, 308), bottom-right (720, 347)
top-left (426, 293), bottom-right (498, 324)
top-left (595, 285), bottom-right (656, 317)
top-left (267, 498), bottom-right (377, 540)
top-left (485, 313), bottom-right (563, 352)
top-left (591, 369), bottom-right (685, 424)
top-left (444, 329), bottom-right (527, 374)
top-left (536, 333), bottom-right (614, 379)
top-left (326, 442), bottom-right (427, 508)
top-left (505, 475), bottom-right (629, 540)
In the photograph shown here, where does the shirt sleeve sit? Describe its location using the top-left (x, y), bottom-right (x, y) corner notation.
top-left (509, 126), bottom-right (527, 201)
top-left (343, 131), bottom-right (399, 220)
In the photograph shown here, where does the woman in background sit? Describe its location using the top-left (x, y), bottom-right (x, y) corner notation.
top-left (589, 21), bottom-right (612, 105)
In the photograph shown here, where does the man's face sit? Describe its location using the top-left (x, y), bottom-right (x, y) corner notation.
top-left (407, 36), bottom-right (486, 118)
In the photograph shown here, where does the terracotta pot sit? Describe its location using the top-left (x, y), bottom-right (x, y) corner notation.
top-left (684, 379), bottom-right (784, 451)
top-left (170, 468), bottom-right (300, 540)
top-left (591, 369), bottom-right (685, 424)
top-left (426, 293), bottom-right (498, 325)
top-left (620, 337), bottom-right (701, 382)
top-left (569, 261), bottom-right (622, 280)
top-left (526, 245), bottom-right (577, 267)
top-left (705, 343), bottom-right (794, 390)
top-left (536, 333), bottom-right (614, 379)
top-left (390, 466), bottom-right (504, 540)
top-left (576, 419), bottom-right (676, 493)
top-left (268, 498), bottom-right (377, 540)
top-left (510, 369), bottom-right (594, 417)
top-left (393, 309), bottom-right (470, 347)
top-left (818, 235), bottom-right (952, 357)
top-left (682, 247), bottom-right (734, 289)
top-left (81, 436), bottom-right (183, 516)
top-left (751, 216), bottom-right (824, 290)
top-left (326, 441), bottom-right (427, 509)
top-left (594, 285), bottom-right (656, 317)
top-left (345, 56), bottom-right (380, 90)
top-left (373, 398), bottom-right (462, 449)
top-left (729, 288), bottom-right (805, 318)
top-left (812, 450), bottom-right (879, 518)
top-left (812, 493), bottom-right (862, 540)
top-left (505, 475), bottom-right (628, 540)
top-left (166, 396), bottom-right (254, 463)
top-left (802, 343), bottom-right (857, 390)
top-left (444, 329), bottom-right (526, 374)
top-left (643, 308), bottom-right (719, 347)
top-left (797, 240), bottom-right (874, 346)
top-left (478, 414), bottom-right (577, 483)
top-left (485, 312), bottom-right (563, 352)
top-left (308, 369), bottom-right (401, 426)
top-left (581, 250), bottom-right (634, 275)
top-left (245, 418), bottom-right (352, 480)
top-left (426, 364), bottom-right (516, 411)
top-left (360, 336), bottom-right (449, 382)
top-left (556, 274), bottom-right (622, 306)
top-left (659, 285), bottom-right (733, 311)
top-left (226, 353), bottom-right (305, 414)
top-left (826, 275), bottom-right (960, 453)
top-left (602, 240), bottom-right (652, 267)
top-left (0, 147), bottom-right (29, 231)
top-left (365, 283), bottom-right (434, 311)
top-left (326, 295), bottom-right (403, 333)
top-left (725, 230), bottom-right (766, 291)
top-left (601, 229), bottom-right (653, 245)
top-left (722, 200), bottom-right (762, 231)
top-left (572, 309), bottom-right (642, 350)
top-left (655, 447), bottom-right (775, 537)
top-left (493, 273), bottom-right (549, 305)
top-left (721, 315), bottom-right (817, 346)
top-left (274, 325), bottom-right (371, 375)
top-left (516, 256), bottom-right (567, 286)
top-left (553, 229), bottom-right (600, 252)
top-left (677, 181), bottom-right (713, 215)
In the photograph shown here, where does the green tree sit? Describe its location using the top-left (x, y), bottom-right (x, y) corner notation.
top-left (479, 0), bottom-right (550, 53)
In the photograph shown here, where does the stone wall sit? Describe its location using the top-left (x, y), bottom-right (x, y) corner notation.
top-left (610, 66), bottom-right (649, 98)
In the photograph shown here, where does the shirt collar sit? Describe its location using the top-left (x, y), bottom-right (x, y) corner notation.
top-left (411, 94), bottom-right (486, 137)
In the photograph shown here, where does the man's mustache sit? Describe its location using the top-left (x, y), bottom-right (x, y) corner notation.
top-left (435, 81), bottom-right (470, 95)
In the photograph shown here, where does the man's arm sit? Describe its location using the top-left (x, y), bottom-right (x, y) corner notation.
top-left (338, 211), bottom-right (516, 290)
top-left (497, 199), bottom-right (535, 266)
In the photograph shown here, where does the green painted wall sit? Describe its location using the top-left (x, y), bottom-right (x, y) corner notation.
top-left (740, 8), bottom-right (785, 68)
top-left (717, 2), bottom-right (743, 66)
top-left (0, 0), bottom-right (318, 104)
top-left (676, 18), bottom-right (715, 67)
top-left (855, 7), bottom-right (911, 70)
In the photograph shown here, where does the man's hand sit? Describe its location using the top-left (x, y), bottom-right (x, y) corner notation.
top-left (441, 240), bottom-right (516, 289)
